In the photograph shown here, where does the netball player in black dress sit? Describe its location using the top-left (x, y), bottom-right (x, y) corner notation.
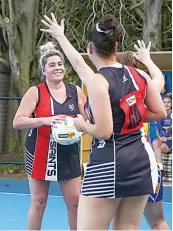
top-left (41, 13), bottom-right (166, 230)
top-left (114, 42), bottom-right (170, 230)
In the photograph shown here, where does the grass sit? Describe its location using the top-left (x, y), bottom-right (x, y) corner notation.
top-left (0, 164), bottom-right (24, 173)
top-left (0, 154), bottom-right (25, 178)
top-left (0, 154), bottom-right (24, 162)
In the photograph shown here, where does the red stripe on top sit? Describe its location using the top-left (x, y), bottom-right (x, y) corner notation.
top-left (31, 82), bottom-right (51, 180)
top-left (126, 66), bottom-right (147, 99)
top-left (120, 66), bottom-right (147, 134)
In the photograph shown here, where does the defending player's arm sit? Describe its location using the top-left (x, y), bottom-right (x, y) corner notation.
top-left (138, 71), bottom-right (167, 122)
top-left (41, 14), bottom-right (95, 88)
top-left (134, 40), bottom-right (164, 93)
top-left (13, 87), bottom-right (63, 129)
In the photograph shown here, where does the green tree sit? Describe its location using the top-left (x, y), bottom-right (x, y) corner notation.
top-left (0, 0), bottom-right (171, 155)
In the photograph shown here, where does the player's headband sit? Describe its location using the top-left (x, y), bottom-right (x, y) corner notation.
top-left (96, 23), bottom-right (113, 35)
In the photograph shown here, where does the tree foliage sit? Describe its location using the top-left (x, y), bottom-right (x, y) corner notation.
top-left (0, 0), bottom-right (171, 154)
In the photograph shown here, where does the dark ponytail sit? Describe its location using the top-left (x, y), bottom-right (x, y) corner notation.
top-left (87, 14), bottom-right (122, 57)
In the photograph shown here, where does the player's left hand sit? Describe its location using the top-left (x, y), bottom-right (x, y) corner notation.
top-left (41, 13), bottom-right (65, 38)
top-left (134, 40), bottom-right (151, 64)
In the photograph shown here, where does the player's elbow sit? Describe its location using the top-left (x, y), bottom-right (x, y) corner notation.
top-left (97, 127), bottom-right (113, 140)
top-left (159, 110), bottom-right (167, 120)
top-left (97, 120), bottom-right (113, 140)
top-left (102, 132), bottom-right (112, 140)
top-left (154, 109), bottom-right (167, 121)
top-left (13, 119), bottom-right (19, 129)
top-left (158, 106), bottom-right (167, 120)
top-left (13, 117), bottom-right (24, 129)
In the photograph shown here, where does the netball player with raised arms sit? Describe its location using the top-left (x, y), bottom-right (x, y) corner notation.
top-left (115, 44), bottom-right (170, 230)
top-left (41, 13), bottom-right (166, 230)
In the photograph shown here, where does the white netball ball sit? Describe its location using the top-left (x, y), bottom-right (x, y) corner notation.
top-left (51, 116), bottom-right (82, 145)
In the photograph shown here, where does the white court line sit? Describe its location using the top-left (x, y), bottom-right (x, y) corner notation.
top-left (0, 192), bottom-right (63, 198)
top-left (163, 202), bottom-right (172, 205)
top-left (0, 192), bottom-right (172, 204)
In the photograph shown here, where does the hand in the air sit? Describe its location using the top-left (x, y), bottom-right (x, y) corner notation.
top-left (41, 13), bottom-right (65, 38)
top-left (134, 40), bottom-right (151, 64)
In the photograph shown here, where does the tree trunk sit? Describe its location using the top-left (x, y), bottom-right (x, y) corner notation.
top-left (5, 0), bottom-right (40, 154)
top-left (162, 1), bottom-right (172, 50)
top-left (143, 0), bottom-right (163, 50)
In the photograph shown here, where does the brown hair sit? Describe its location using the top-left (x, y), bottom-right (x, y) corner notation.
top-left (87, 14), bottom-right (122, 57)
top-left (116, 51), bottom-right (137, 67)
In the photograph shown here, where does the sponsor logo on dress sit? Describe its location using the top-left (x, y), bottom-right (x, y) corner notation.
top-left (126, 95), bottom-right (136, 106)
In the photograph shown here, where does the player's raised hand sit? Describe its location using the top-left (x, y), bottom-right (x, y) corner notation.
top-left (134, 40), bottom-right (151, 64)
top-left (41, 13), bottom-right (65, 39)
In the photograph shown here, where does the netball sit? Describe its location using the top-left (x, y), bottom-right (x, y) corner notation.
top-left (52, 116), bottom-right (82, 145)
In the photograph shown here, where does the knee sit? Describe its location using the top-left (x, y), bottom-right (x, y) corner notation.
top-left (31, 194), bottom-right (47, 210)
top-left (160, 143), bottom-right (170, 153)
top-left (151, 218), bottom-right (165, 230)
top-left (115, 223), bottom-right (139, 230)
top-left (152, 139), bottom-right (161, 149)
top-left (65, 194), bottom-right (79, 211)
top-left (160, 144), bottom-right (166, 153)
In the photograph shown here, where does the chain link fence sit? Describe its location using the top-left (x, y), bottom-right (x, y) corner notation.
top-left (0, 96), bottom-right (26, 180)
